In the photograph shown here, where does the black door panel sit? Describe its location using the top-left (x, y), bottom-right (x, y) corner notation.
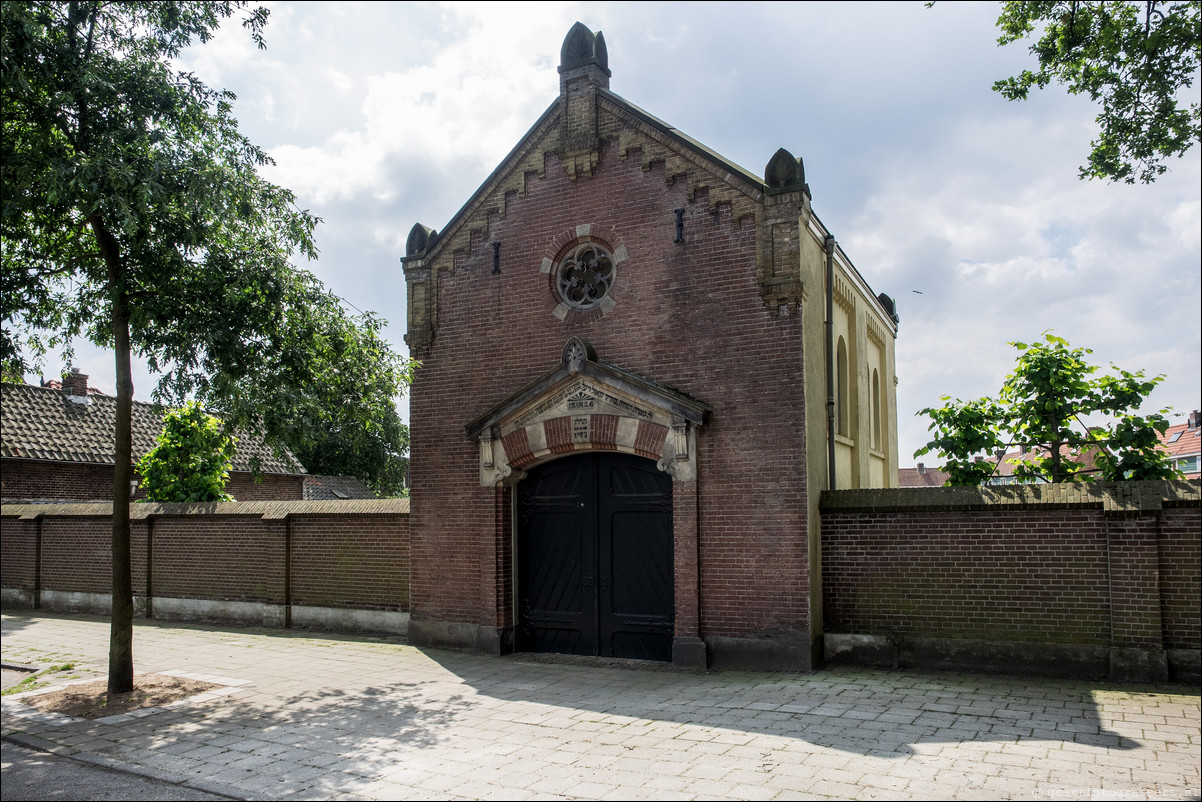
top-left (518, 453), bottom-right (673, 660)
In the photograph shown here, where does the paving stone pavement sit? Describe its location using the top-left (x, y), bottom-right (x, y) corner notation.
top-left (1, 611), bottom-right (1198, 801)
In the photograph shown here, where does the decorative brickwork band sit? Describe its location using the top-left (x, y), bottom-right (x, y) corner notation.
top-left (591, 414), bottom-right (619, 450)
top-left (635, 421), bottom-right (669, 460)
top-left (501, 429), bottom-right (533, 468)
top-left (544, 417), bottom-right (575, 454)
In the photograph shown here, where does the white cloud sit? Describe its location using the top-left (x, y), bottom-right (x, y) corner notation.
top-left (327, 69), bottom-right (354, 95)
top-left (50, 2), bottom-right (1197, 450)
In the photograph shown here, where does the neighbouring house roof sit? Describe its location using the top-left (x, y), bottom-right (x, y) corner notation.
top-left (1158, 417), bottom-right (1201, 459)
top-left (903, 444), bottom-right (1100, 487)
top-left (898, 464), bottom-right (951, 487)
top-left (303, 475), bottom-right (378, 501)
top-left (904, 414), bottom-right (1202, 488)
top-left (1, 382), bottom-right (304, 475)
top-left (40, 378), bottom-right (105, 395)
top-left (987, 443), bottom-right (1103, 480)
top-left (1158, 411), bottom-right (1201, 479)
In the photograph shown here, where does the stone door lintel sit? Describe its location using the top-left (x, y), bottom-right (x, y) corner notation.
top-left (468, 338), bottom-right (710, 486)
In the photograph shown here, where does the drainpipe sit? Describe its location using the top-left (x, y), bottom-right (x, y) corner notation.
top-left (825, 234), bottom-right (837, 491)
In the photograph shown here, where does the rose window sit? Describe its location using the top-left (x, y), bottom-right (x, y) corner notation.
top-left (556, 244), bottom-right (614, 310)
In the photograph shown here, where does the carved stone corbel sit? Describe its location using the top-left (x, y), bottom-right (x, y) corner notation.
top-left (479, 429), bottom-right (514, 486)
top-left (657, 419), bottom-right (697, 481)
top-left (671, 417), bottom-right (688, 461)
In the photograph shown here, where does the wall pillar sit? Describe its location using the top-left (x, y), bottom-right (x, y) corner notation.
top-left (672, 479), bottom-right (705, 668)
top-left (1105, 489), bottom-right (1169, 682)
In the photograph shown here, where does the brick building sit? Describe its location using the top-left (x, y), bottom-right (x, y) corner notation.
top-left (1, 369), bottom-right (306, 503)
top-left (401, 23), bottom-right (899, 669)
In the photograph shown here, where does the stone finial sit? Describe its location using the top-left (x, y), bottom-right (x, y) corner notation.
top-left (406, 223), bottom-right (438, 258)
top-left (557, 23), bottom-right (609, 173)
top-left (764, 148), bottom-right (809, 196)
top-left (877, 293), bottom-right (900, 325)
top-left (559, 22), bottom-right (610, 75)
top-left (562, 337), bottom-right (596, 372)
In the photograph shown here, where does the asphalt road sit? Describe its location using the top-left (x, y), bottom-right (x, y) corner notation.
top-left (1, 739), bottom-right (229, 802)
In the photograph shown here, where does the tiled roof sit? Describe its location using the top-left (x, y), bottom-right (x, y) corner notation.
top-left (1158, 415), bottom-right (1201, 480)
top-left (303, 475), bottom-right (379, 500)
top-left (1, 383), bottom-right (304, 475)
top-left (1157, 420), bottom-right (1201, 459)
top-left (904, 417), bottom-right (1202, 486)
top-left (987, 444), bottom-right (1102, 478)
top-left (40, 379), bottom-right (105, 395)
top-left (898, 466), bottom-right (951, 487)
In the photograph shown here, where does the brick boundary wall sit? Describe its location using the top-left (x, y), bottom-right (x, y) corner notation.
top-left (0, 500), bottom-right (410, 636)
top-left (820, 480), bottom-right (1200, 683)
top-left (1, 458), bottom-right (305, 502)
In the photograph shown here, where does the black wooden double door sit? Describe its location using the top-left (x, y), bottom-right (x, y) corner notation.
top-left (517, 452), bottom-right (674, 661)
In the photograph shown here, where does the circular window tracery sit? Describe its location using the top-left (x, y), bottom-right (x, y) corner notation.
top-left (556, 243), bottom-right (614, 311)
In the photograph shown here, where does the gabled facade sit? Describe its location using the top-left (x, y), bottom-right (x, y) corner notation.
top-left (402, 24), bottom-right (899, 669)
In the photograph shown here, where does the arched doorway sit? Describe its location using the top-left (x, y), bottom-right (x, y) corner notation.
top-left (516, 451), bottom-right (674, 661)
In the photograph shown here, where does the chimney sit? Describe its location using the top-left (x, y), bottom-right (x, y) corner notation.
top-left (62, 367), bottom-right (89, 397)
top-left (917, 463), bottom-right (926, 474)
top-left (1189, 410), bottom-right (1201, 431)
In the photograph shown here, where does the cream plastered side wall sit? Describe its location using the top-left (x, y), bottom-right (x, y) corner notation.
top-left (798, 215), bottom-right (899, 653)
top-left (823, 242), bottom-right (898, 491)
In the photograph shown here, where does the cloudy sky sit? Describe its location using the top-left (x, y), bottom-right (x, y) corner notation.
top-left (56, 1), bottom-right (1201, 465)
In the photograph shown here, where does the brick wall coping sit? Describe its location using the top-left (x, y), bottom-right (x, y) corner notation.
top-left (0, 498), bottom-right (410, 522)
top-left (820, 480), bottom-right (1200, 514)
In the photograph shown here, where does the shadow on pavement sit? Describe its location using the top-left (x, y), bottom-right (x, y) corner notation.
top-left (417, 648), bottom-right (1156, 757)
top-left (5, 609), bottom-right (1194, 801)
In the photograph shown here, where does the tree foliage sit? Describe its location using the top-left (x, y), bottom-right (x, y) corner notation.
top-left (136, 401), bottom-right (235, 502)
top-left (912, 396), bottom-right (1009, 486)
top-left (915, 332), bottom-right (1178, 484)
top-left (262, 311), bottom-right (416, 497)
top-left (991, 0), bottom-right (1202, 183)
top-left (195, 300), bottom-right (417, 497)
top-left (1, 1), bottom-right (412, 691)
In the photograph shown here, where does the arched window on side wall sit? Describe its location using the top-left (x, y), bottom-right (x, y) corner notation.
top-left (836, 336), bottom-right (849, 437)
top-left (872, 368), bottom-right (882, 450)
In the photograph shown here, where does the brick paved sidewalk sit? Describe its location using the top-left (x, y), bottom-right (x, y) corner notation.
top-left (2, 611), bottom-right (1198, 800)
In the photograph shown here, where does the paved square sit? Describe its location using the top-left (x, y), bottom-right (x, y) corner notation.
top-left (2, 612), bottom-right (1198, 800)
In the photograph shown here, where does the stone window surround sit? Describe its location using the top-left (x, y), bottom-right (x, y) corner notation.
top-left (540, 225), bottom-right (628, 322)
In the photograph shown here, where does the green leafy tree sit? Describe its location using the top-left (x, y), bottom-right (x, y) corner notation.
top-left (991, 0), bottom-right (1202, 183)
top-left (1, 2), bottom-right (412, 693)
top-left (136, 401), bottom-right (235, 502)
top-left (915, 332), bottom-right (1178, 484)
top-left (912, 396), bottom-right (1009, 486)
top-left (211, 303), bottom-right (416, 497)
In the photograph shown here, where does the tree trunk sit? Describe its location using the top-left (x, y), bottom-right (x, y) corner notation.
top-left (91, 214), bottom-right (134, 695)
top-left (1051, 436), bottom-right (1064, 483)
top-left (109, 295), bottom-right (135, 695)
